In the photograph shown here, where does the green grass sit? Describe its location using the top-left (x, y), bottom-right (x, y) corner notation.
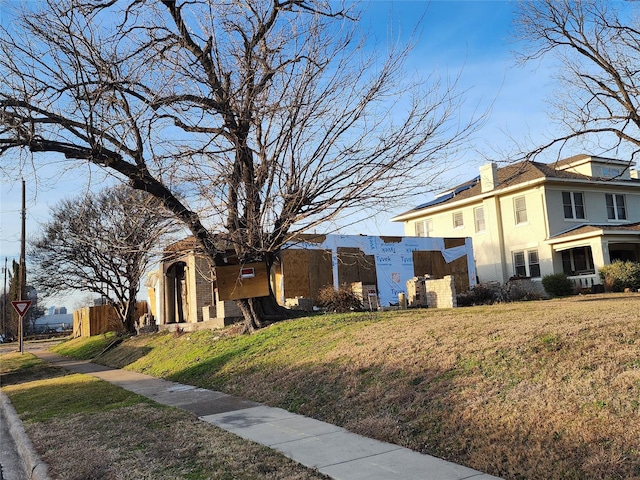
top-left (0, 352), bottom-right (329, 480)
top-left (32, 295), bottom-right (640, 479)
top-left (7, 373), bottom-right (149, 422)
top-left (52, 331), bottom-right (120, 359)
top-left (0, 351), bottom-right (43, 374)
top-left (1, 352), bottom-right (150, 422)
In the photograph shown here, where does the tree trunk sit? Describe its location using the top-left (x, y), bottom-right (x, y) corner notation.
top-left (236, 294), bottom-right (293, 333)
top-left (124, 305), bottom-right (137, 334)
top-left (121, 287), bottom-right (139, 335)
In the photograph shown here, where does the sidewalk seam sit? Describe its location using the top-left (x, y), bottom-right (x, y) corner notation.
top-left (315, 446), bottom-right (404, 468)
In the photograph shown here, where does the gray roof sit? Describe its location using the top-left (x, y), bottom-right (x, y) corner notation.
top-left (398, 159), bottom-right (639, 217)
top-left (549, 222), bottom-right (640, 240)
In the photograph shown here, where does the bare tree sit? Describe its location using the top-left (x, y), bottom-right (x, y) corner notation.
top-left (3, 260), bottom-right (20, 340)
top-left (30, 185), bottom-right (176, 333)
top-left (515, 0), bottom-right (640, 164)
top-left (1, 0), bottom-right (480, 331)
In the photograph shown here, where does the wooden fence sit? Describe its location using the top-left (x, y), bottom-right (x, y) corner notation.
top-left (73, 302), bottom-right (148, 337)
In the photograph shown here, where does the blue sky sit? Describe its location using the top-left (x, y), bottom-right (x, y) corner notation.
top-left (1, 0), bottom-right (567, 304)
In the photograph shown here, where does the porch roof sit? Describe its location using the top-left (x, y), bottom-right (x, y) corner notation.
top-left (546, 222), bottom-right (640, 249)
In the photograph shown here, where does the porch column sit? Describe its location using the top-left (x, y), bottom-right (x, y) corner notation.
top-left (165, 269), bottom-right (176, 324)
top-left (157, 271), bottom-right (165, 325)
top-left (591, 239), bottom-right (610, 282)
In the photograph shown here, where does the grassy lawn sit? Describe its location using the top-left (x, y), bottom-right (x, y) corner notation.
top-left (0, 353), bottom-right (329, 480)
top-left (6, 293), bottom-right (639, 479)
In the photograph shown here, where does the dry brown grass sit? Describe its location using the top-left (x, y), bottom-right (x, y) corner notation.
top-left (205, 294), bottom-right (640, 479)
top-left (26, 403), bottom-right (327, 480)
top-left (37, 293), bottom-right (640, 479)
top-left (1, 356), bottom-right (329, 480)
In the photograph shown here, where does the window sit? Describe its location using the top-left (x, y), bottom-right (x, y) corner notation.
top-left (605, 194), bottom-right (627, 220)
top-left (601, 167), bottom-right (621, 178)
top-left (610, 249), bottom-right (636, 262)
top-left (513, 249), bottom-right (541, 278)
top-left (528, 251), bottom-right (541, 277)
top-left (474, 206), bottom-right (485, 233)
top-left (514, 251), bottom-right (526, 277)
top-left (561, 247), bottom-right (595, 275)
top-left (415, 219), bottom-right (433, 237)
top-left (514, 196), bottom-right (527, 224)
top-left (453, 211), bottom-right (464, 229)
top-left (562, 191), bottom-right (585, 220)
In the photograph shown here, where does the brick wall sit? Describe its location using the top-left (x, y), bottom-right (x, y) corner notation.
top-left (406, 276), bottom-right (428, 307)
top-left (193, 254), bottom-right (214, 323)
top-left (426, 275), bottom-right (457, 309)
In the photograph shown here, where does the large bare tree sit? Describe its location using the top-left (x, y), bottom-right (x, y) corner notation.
top-left (1, 0), bottom-right (479, 331)
top-left (30, 185), bottom-right (176, 333)
top-left (515, 0), bottom-right (640, 165)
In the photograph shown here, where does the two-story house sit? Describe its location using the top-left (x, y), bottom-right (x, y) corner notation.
top-left (391, 154), bottom-right (640, 289)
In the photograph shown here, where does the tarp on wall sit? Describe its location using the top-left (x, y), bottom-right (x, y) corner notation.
top-left (283, 235), bottom-right (475, 306)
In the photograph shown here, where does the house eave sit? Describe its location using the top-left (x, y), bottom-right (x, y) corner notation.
top-left (546, 226), bottom-right (640, 247)
top-left (544, 177), bottom-right (640, 188)
top-left (393, 175), bottom-right (640, 224)
top-left (546, 230), bottom-right (605, 246)
top-left (391, 177), bottom-right (547, 222)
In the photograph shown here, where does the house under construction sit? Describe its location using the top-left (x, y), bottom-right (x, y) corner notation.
top-left (146, 234), bottom-right (476, 330)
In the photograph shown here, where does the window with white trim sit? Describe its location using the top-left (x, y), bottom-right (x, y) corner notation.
top-left (561, 247), bottom-right (595, 275)
top-left (514, 196), bottom-right (528, 224)
top-left (562, 191), bottom-right (585, 220)
top-left (601, 167), bottom-right (621, 178)
top-left (528, 250), bottom-right (540, 277)
top-left (513, 249), bottom-right (540, 278)
top-left (605, 194), bottom-right (626, 220)
top-left (474, 206), bottom-right (485, 233)
top-left (453, 211), bottom-right (464, 229)
top-left (415, 219), bottom-right (433, 237)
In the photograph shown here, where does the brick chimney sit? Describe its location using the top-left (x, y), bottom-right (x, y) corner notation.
top-left (480, 162), bottom-right (498, 192)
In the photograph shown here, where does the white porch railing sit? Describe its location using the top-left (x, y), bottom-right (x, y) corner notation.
top-left (568, 273), bottom-right (600, 289)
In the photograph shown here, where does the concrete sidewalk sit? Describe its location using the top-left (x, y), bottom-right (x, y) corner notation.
top-left (26, 346), bottom-right (500, 480)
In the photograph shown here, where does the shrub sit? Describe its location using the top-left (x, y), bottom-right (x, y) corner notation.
top-left (317, 284), bottom-right (363, 313)
top-left (541, 273), bottom-right (574, 297)
top-left (500, 278), bottom-right (543, 302)
top-left (457, 283), bottom-right (498, 307)
top-left (599, 261), bottom-right (640, 292)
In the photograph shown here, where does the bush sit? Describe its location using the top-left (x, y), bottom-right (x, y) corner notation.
top-left (599, 261), bottom-right (640, 292)
top-left (542, 273), bottom-right (574, 297)
top-left (500, 278), bottom-right (544, 302)
top-left (317, 284), bottom-right (363, 313)
top-left (457, 283), bottom-right (498, 307)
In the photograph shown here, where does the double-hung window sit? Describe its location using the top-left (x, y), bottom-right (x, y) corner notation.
top-left (453, 211), bottom-right (464, 229)
top-left (514, 196), bottom-right (528, 224)
top-left (415, 219), bottom-right (433, 237)
top-left (562, 192), bottom-right (585, 220)
top-left (605, 194), bottom-right (627, 220)
top-left (474, 206), bottom-right (485, 233)
top-left (513, 249), bottom-right (541, 278)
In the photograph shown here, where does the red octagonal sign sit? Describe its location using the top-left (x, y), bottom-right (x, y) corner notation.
top-left (11, 300), bottom-right (32, 317)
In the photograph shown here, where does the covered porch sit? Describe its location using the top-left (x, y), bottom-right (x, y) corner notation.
top-left (546, 223), bottom-right (640, 289)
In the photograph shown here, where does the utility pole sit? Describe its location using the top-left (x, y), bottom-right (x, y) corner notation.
top-left (19, 179), bottom-right (26, 354)
top-left (2, 256), bottom-right (6, 338)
